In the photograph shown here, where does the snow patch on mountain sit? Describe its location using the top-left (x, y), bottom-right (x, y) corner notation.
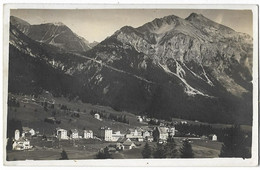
top-left (158, 62), bottom-right (212, 97)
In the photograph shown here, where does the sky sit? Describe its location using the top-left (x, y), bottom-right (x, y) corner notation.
top-left (10, 9), bottom-right (253, 43)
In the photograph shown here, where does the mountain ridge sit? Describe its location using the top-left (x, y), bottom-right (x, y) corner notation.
top-left (10, 16), bottom-right (93, 52)
top-left (8, 13), bottom-right (253, 125)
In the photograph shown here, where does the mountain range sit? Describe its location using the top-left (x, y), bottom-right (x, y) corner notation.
top-left (8, 13), bottom-right (253, 125)
top-left (10, 16), bottom-right (98, 52)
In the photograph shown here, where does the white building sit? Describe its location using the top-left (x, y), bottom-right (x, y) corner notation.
top-left (29, 129), bottom-right (35, 136)
top-left (94, 113), bottom-right (101, 120)
top-left (83, 130), bottom-right (93, 139)
top-left (111, 131), bottom-right (125, 142)
top-left (12, 138), bottom-right (31, 150)
top-left (181, 121), bottom-right (188, 124)
top-left (212, 134), bottom-right (217, 141)
top-left (137, 117), bottom-right (143, 122)
top-left (142, 131), bottom-right (150, 138)
top-left (15, 129), bottom-right (20, 141)
top-left (101, 127), bottom-right (113, 141)
top-left (126, 128), bottom-right (144, 141)
top-left (154, 126), bottom-right (175, 141)
top-left (168, 127), bottom-right (175, 136)
top-left (22, 127), bottom-right (35, 137)
top-left (70, 129), bottom-right (79, 139)
top-left (57, 128), bottom-right (68, 140)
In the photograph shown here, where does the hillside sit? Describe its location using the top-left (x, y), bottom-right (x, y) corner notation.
top-left (8, 13), bottom-right (253, 125)
top-left (7, 92), bottom-right (145, 137)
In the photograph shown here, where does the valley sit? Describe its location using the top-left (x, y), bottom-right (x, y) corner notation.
top-left (6, 11), bottom-right (253, 160)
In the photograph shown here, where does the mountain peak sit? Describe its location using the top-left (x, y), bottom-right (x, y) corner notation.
top-left (186, 12), bottom-right (204, 20)
top-left (186, 12), bottom-right (234, 33)
top-left (52, 22), bottom-right (65, 26)
top-left (11, 16), bottom-right (92, 52)
top-left (136, 14), bottom-right (182, 34)
top-left (10, 16), bottom-right (31, 26)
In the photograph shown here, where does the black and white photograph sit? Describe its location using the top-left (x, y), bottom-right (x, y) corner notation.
top-left (2, 3), bottom-right (259, 166)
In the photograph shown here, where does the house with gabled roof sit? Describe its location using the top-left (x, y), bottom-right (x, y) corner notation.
top-left (56, 128), bottom-right (68, 140)
top-left (122, 138), bottom-right (136, 150)
top-left (70, 129), bottom-right (79, 139)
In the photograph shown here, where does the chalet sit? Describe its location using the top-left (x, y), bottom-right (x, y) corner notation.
top-left (145, 136), bottom-right (154, 142)
top-left (116, 142), bottom-right (124, 150)
top-left (22, 127), bottom-right (35, 137)
top-left (29, 129), bottom-right (36, 136)
top-left (12, 138), bottom-right (31, 150)
top-left (122, 138), bottom-right (136, 150)
top-left (168, 127), bottom-right (175, 136)
top-left (94, 113), bottom-right (101, 120)
top-left (142, 131), bottom-right (150, 138)
top-left (126, 128), bottom-right (143, 141)
top-left (56, 128), bottom-right (68, 140)
top-left (137, 117), bottom-right (143, 122)
top-left (83, 130), bottom-right (93, 139)
top-left (209, 134), bottom-right (218, 141)
top-left (70, 129), bottom-right (79, 139)
top-left (181, 121), bottom-right (188, 124)
top-left (212, 134), bottom-right (217, 141)
top-left (153, 126), bottom-right (174, 142)
top-left (127, 128), bottom-right (142, 137)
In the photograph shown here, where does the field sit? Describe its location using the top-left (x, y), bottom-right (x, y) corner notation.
top-left (6, 93), bottom-right (240, 160)
top-left (6, 136), bottom-right (223, 160)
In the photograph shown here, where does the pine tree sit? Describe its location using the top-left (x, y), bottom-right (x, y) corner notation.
top-left (103, 147), bottom-right (111, 158)
top-left (96, 147), bottom-right (111, 159)
top-left (141, 142), bottom-right (152, 158)
top-left (180, 140), bottom-right (194, 158)
top-left (153, 143), bottom-right (166, 158)
top-left (219, 125), bottom-right (250, 158)
top-left (60, 149), bottom-right (69, 160)
top-left (165, 136), bottom-right (178, 158)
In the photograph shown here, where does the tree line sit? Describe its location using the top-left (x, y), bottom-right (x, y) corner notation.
top-left (175, 123), bottom-right (252, 148)
top-left (141, 136), bottom-right (193, 158)
top-left (93, 125), bottom-right (251, 159)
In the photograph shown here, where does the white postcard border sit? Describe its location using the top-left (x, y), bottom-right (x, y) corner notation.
top-left (2, 3), bottom-right (259, 167)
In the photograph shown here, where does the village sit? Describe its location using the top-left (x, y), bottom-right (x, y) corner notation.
top-left (11, 111), bottom-right (217, 154)
top-left (6, 93), bottom-right (227, 160)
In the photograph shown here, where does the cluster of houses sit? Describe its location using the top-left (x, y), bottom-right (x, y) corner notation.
top-left (56, 128), bottom-right (94, 140)
top-left (11, 123), bottom-right (217, 151)
top-left (12, 127), bottom-right (36, 150)
top-left (100, 126), bottom-right (175, 143)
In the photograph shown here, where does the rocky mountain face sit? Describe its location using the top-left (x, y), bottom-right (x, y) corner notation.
top-left (10, 16), bottom-right (92, 52)
top-left (8, 14), bottom-right (253, 125)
